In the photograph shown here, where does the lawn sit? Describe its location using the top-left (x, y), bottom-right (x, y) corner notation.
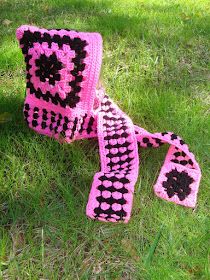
top-left (0, 0), bottom-right (209, 279)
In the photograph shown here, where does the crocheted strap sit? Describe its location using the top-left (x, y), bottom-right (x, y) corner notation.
top-left (86, 96), bottom-right (139, 222)
top-left (135, 126), bottom-right (201, 208)
top-left (81, 95), bottom-right (201, 220)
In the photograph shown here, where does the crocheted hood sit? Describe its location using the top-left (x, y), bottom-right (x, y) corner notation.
top-left (16, 25), bottom-right (102, 115)
top-left (16, 25), bottom-right (201, 223)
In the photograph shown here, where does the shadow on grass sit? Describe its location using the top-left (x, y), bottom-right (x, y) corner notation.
top-left (0, 94), bottom-right (100, 228)
top-left (0, 0), bottom-right (209, 41)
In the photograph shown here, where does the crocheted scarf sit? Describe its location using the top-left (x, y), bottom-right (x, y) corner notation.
top-left (16, 25), bottom-right (201, 223)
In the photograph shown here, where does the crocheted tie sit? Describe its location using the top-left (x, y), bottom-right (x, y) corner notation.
top-left (16, 25), bottom-right (201, 223)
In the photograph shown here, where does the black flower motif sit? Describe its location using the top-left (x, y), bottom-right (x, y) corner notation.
top-left (163, 169), bottom-right (194, 201)
top-left (35, 53), bottom-right (62, 85)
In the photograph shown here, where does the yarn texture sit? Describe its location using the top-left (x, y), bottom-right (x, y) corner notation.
top-left (16, 25), bottom-right (201, 223)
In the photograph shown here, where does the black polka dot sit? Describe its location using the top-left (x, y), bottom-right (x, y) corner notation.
top-left (171, 134), bottom-right (178, 140)
top-left (33, 113), bottom-right (39, 119)
top-left (143, 137), bottom-right (149, 143)
top-left (180, 160), bottom-right (188, 166)
top-left (25, 103), bottom-right (30, 110)
top-left (32, 120), bottom-right (38, 127)
top-left (188, 159), bottom-right (193, 165)
top-left (57, 120), bottom-right (61, 126)
top-left (64, 116), bottom-right (69, 123)
top-left (23, 111), bottom-right (29, 118)
top-left (42, 114), bottom-right (48, 121)
top-left (41, 122), bottom-right (47, 129)
top-left (174, 152), bottom-right (181, 157)
top-left (180, 140), bottom-right (185, 145)
top-left (147, 143), bottom-right (153, 147)
top-left (63, 123), bottom-right (68, 131)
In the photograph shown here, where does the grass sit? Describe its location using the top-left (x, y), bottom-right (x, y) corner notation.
top-left (0, 0), bottom-right (209, 279)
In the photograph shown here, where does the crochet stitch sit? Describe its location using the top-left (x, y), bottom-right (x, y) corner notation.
top-left (16, 25), bottom-right (201, 223)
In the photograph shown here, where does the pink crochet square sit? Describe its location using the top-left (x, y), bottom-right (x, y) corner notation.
top-left (154, 162), bottom-right (201, 208)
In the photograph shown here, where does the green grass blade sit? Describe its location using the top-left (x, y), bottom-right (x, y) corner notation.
top-left (144, 224), bottom-right (164, 266)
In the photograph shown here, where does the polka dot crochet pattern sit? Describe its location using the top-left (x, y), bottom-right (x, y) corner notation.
top-left (86, 95), bottom-right (139, 222)
top-left (17, 25), bottom-right (201, 223)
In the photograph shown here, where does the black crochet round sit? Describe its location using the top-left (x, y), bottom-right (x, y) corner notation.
top-left (163, 169), bottom-right (194, 201)
top-left (35, 53), bottom-right (62, 85)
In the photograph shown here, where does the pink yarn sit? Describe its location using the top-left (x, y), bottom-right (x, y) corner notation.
top-left (16, 25), bottom-right (202, 223)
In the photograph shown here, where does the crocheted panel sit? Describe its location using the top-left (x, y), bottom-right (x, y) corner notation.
top-left (136, 130), bottom-right (200, 207)
top-left (154, 161), bottom-right (200, 207)
top-left (87, 95), bottom-right (139, 222)
top-left (23, 101), bottom-right (83, 142)
top-left (16, 25), bottom-right (102, 112)
top-left (163, 168), bottom-right (194, 201)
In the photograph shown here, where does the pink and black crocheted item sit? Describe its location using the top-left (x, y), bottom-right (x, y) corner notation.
top-left (16, 25), bottom-right (201, 223)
